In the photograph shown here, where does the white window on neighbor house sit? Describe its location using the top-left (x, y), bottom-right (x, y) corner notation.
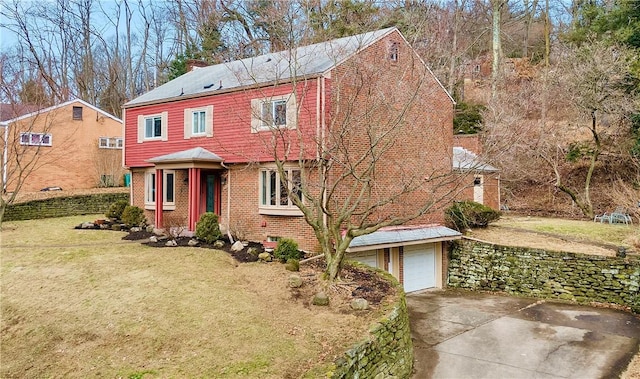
top-left (259, 167), bottom-right (302, 215)
top-left (99, 137), bottom-right (123, 149)
top-left (20, 132), bottom-right (52, 146)
top-left (250, 94), bottom-right (297, 132)
top-left (137, 112), bottom-right (168, 142)
top-left (183, 105), bottom-right (213, 139)
top-left (144, 170), bottom-right (176, 210)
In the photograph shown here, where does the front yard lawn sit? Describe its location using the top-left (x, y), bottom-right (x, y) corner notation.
top-left (1, 215), bottom-right (384, 378)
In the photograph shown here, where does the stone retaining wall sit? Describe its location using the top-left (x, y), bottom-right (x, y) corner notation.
top-left (448, 238), bottom-right (640, 313)
top-left (3, 193), bottom-right (130, 221)
top-left (313, 271), bottom-right (414, 379)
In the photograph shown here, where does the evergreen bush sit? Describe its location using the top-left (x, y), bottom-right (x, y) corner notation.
top-left (121, 205), bottom-right (146, 227)
top-left (445, 201), bottom-right (500, 231)
top-left (106, 200), bottom-right (129, 220)
top-left (195, 212), bottom-right (222, 243)
top-left (274, 238), bottom-right (303, 262)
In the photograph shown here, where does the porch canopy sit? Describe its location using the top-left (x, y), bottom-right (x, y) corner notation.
top-left (147, 147), bottom-right (225, 231)
top-left (346, 224), bottom-right (461, 252)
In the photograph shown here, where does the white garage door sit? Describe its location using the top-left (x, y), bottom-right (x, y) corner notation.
top-left (403, 244), bottom-right (435, 292)
top-left (350, 250), bottom-right (378, 268)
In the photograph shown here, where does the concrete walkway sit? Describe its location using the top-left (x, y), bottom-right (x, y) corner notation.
top-left (408, 290), bottom-right (640, 379)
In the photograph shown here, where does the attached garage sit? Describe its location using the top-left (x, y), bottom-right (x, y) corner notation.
top-left (347, 225), bottom-right (461, 293)
top-left (402, 244), bottom-right (435, 292)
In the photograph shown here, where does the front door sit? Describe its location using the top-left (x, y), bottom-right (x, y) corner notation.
top-left (205, 174), bottom-right (216, 212)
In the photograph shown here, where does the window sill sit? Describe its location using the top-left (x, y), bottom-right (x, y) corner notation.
top-left (259, 207), bottom-right (303, 216)
top-left (145, 204), bottom-right (176, 211)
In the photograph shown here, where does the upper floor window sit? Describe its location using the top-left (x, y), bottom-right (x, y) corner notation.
top-left (73, 106), bottom-right (83, 120)
top-left (145, 116), bottom-right (162, 138)
top-left (259, 167), bottom-right (302, 216)
top-left (99, 137), bottom-right (123, 149)
top-left (389, 42), bottom-right (399, 62)
top-left (251, 94), bottom-right (297, 132)
top-left (20, 132), bottom-right (52, 147)
top-left (145, 169), bottom-right (176, 210)
top-left (137, 111), bottom-right (168, 142)
top-left (183, 105), bottom-right (213, 139)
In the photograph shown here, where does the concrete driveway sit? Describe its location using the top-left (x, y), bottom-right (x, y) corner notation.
top-left (407, 290), bottom-right (640, 379)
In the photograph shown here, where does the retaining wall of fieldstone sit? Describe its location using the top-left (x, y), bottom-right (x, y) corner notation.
top-left (3, 193), bottom-right (129, 221)
top-left (314, 271), bottom-right (413, 379)
top-left (448, 238), bottom-right (640, 313)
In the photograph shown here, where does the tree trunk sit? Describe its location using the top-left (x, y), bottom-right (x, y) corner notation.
top-left (491, 0), bottom-right (505, 99)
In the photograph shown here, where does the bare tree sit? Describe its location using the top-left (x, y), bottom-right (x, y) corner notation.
top-left (231, 36), bottom-right (460, 281)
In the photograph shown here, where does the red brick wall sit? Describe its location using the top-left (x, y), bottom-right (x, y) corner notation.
top-left (453, 134), bottom-right (481, 154)
top-left (4, 101), bottom-right (123, 192)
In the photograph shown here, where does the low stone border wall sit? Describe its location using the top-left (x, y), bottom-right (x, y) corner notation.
top-left (313, 271), bottom-right (413, 378)
top-left (448, 238), bottom-right (640, 313)
top-left (4, 193), bottom-right (130, 221)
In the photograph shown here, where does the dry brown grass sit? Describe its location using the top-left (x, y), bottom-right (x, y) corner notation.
top-left (467, 215), bottom-right (639, 256)
top-left (1, 215), bottom-right (387, 378)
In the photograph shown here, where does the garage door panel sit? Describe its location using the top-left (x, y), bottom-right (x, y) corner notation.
top-left (350, 251), bottom-right (378, 268)
top-left (403, 244), bottom-right (435, 292)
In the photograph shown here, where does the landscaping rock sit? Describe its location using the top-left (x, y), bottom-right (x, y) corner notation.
top-left (145, 225), bottom-right (154, 233)
top-left (214, 240), bottom-right (225, 248)
top-left (149, 236), bottom-right (158, 243)
top-left (231, 241), bottom-right (244, 252)
top-left (165, 240), bottom-right (178, 247)
top-left (188, 239), bottom-right (199, 247)
top-left (258, 252), bottom-right (272, 262)
top-left (100, 224), bottom-right (111, 229)
top-left (81, 222), bottom-right (95, 229)
top-left (312, 292), bottom-right (329, 306)
top-left (351, 298), bottom-right (369, 310)
top-left (285, 259), bottom-right (300, 272)
top-left (247, 247), bottom-right (258, 256)
top-left (288, 274), bottom-right (303, 288)
top-left (130, 227), bottom-right (141, 233)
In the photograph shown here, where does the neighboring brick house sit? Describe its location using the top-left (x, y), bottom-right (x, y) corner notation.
top-left (1, 99), bottom-right (124, 193)
top-left (123, 28), bottom-right (463, 292)
top-left (453, 134), bottom-right (500, 210)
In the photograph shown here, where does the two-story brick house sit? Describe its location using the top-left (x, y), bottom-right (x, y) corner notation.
top-left (1, 99), bottom-right (124, 193)
top-left (124, 28), bottom-right (463, 292)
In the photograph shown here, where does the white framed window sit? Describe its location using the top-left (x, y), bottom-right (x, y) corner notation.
top-left (20, 132), bottom-right (52, 146)
top-left (259, 167), bottom-right (302, 216)
top-left (144, 170), bottom-right (176, 210)
top-left (137, 112), bottom-right (168, 142)
top-left (183, 105), bottom-right (213, 139)
top-left (251, 94), bottom-right (297, 132)
top-left (99, 137), bottom-right (123, 149)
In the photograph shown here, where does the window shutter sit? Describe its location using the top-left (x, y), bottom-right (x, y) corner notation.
top-left (250, 99), bottom-right (261, 133)
top-left (161, 111), bottom-right (169, 141)
top-left (137, 115), bottom-right (144, 143)
top-left (184, 108), bottom-right (191, 139)
top-left (286, 94), bottom-right (297, 129)
top-left (206, 105), bottom-right (214, 137)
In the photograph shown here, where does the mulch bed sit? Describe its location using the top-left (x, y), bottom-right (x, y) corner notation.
top-left (121, 231), bottom-right (394, 306)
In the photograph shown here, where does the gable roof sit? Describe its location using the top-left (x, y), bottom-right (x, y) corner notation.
top-left (126, 27), bottom-right (447, 108)
top-left (0, 99), bottom-right (122, 125)
top-left (453, 147), bottom-right (498, 172)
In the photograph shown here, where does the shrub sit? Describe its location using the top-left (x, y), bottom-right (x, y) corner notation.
top-left (106, 200), bottom-right (129, 220)
top-left (274, 238), bottom-right (303, 262)
top-left (445, 201), bottom-right (500, 231)
top-left (121, 205), bottom-right (146, 228)
top-left (195, 212), bottom-right (222, 243)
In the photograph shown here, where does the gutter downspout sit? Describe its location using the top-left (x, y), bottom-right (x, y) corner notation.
top-left (221, 161), bottom-right (233, 243)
